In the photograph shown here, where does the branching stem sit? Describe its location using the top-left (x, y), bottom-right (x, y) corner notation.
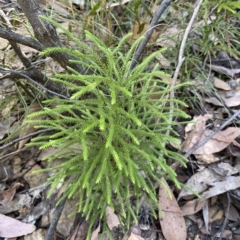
top-left (130, 0), bottom-right (172, 70)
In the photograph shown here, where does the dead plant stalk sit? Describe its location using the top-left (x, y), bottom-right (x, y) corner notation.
top-left (168, 0), bottom-right (204, 134)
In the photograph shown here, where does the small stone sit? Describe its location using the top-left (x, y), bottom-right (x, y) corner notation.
top-left (229, 79), bottom-right (238, 89)
top-left (24, 165), bottom-right (48, 189)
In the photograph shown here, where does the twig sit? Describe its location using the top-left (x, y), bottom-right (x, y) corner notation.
top-left (219, 192), bottom-right (231, 240)
top-left (0, 9), bottom-right (31, 68)
top-left (130, 0), bottom-right (172, 70)
top-left (212, 192), bottom-right (231, 240)
top-left (0, 147), bottom-right (27, 162)
top-left (17, 0), bottom-right (84, 73)
top-left (0, 10), bottom-right (67, 96)
top-left (184, 108), bottom-right (240, 157)
top-left (0, 68), bottom-right (69, 99)
top-left (168, 0), bottom-right (204, 132)
top-left (0, 28), bottom-right (43, 51)
top-left (0, 129), bottom-right (53, 150)
top-left (45, 196), bottom-right (67, 240)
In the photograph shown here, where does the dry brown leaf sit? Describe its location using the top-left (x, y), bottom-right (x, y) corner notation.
top-left (24, 165), bottom-right (48, 189)
top-left (209, 205), bottom-right (223, 222)
top-left (182, 115), bottom-right (206, 152)
top-left (193, 127), bottom-right (240, 154)
top-left (128, 23), bottom-right (157, 44)
top-left (90, 223), bottom-right (100, 240)
top-left (194, 154), bottom-right (219, 164)
top-left (181, 199), bottom-right (207, 216)
top-left (199, 176), bottom-right (240, 202)
top-left (233, 140), bottom-right (240, 148)
top-left (155, 53), bottom-right (171, 67)
top-left (128, 233), bottom-right (144, 240)
top-left (156, 27), bottom-right (182, 48)
top-left (68, 220), bottom-right (89, 240)
top-left (202, 203), bottom-right (210, 234)
top-left (213, 77), bottom-right (231, 90)
top-left (229, 143), bottom-right (240, 156)
top-left (178, 168), bottom-right (223, 200)
top-left (0, 194), bottom-right (31, 214)
top-left (208, 64), bottom-right (240, 77)
top-left (209, 162), bottom-right (240, 176)
top-left (106, 206), bottom-right (120, 230)
top-left (0, 182), bottom-right (23, 205)
top-left (0, 213), bottom-right (35, 238)
top-left (159, 178), bottom-right (186, 240)
top-left (213, 127), bottom-right (240, 142)
top-left (226, 205), bottom-right (240, 221)
top-left (205, 95), bottom-right (240, 107)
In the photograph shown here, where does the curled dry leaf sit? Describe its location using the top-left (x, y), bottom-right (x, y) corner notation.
top-left (202, 203), bottom-right (210, 234)
top-left (0, 182), bottom-right (23, 205)
top-left (182, 115), bottom-right (210, 153)
top-left (90, 223), bottom-right (100, 240)
top-left (159, 178), bottom-right (186, 240)
top-left (106, 206), bottom-right (120, 230)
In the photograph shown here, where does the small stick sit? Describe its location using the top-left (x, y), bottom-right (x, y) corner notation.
top-left (0, 129), bottom-right (53, 150)
top-left (130, 0), bottom-right (172, 70)
top-left (0, 68), bottom-right (69, 99)
top-left (45, 196), bottom-right (67, 240)
top-left (168, 0), bottom-right (204, 134)
top-left (219, 192), bottom-right (231, 240)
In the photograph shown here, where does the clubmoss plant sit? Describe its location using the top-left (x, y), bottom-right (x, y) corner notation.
top-left (27, 17), bottom-right (189, 237)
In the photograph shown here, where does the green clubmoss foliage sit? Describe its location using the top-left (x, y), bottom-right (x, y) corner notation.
top-left (27, 18), bottom-right (189, 237)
